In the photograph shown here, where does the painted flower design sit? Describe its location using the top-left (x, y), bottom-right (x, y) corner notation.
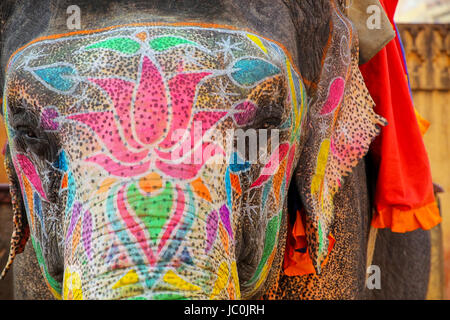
top-left (68, 55), bottom-right (227, 180)
top-left (63, 267), bottom-right (83, 300)
top-left (65, 54), bottom-right (231, 279)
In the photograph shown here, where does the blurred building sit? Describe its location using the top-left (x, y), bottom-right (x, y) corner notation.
top-left (396, 0), bottom-right (450, 23)
top-left (395, 1), bottom-right (450, 299)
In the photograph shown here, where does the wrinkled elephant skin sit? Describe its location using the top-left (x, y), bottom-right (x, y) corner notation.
top-left (0, 0), bottom-right (430, 300)
top-left (2, 22), bottom-right (308, 301)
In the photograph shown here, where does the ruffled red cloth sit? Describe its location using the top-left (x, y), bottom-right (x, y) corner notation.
top-left (284, 209), bottom-right (335, 276)
top-left (359, 0), bottom-right (441, 233)
top-left (283, 0), bottom-right (441, 277)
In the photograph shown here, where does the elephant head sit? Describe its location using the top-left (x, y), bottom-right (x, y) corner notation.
top-left (0, 0), bottom-right (385, 300)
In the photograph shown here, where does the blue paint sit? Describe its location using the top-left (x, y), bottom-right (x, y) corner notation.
top-left (229, 152), bottom-right (251, 173)
top-left (106, 243), bottom-right (119, 265)
top-left (270, 43), bottom-right (283, 56)
top-left (225, 167), bottom-right (232, 210)
top-left (280, 115), bottom-right (291, 129)
top-left (292, 67), bottom-right (303, 107)
top-left (65, 173), bottom-right (76, 217)
top-left (33, 192), bottom-right (44, 228)
top-left (56, 151), bottom-right (76, 218)
top-left (33, 66), bottom-right (76, 91)
top-left (106, 185), bottom-right (149, 279)
top-left (148, 185), bottom-right (197, 290)
top-left (261, 177), bottom-right (273, 212)
top-left (180, 247), bottom-right (194, 266)
top-left (54, 151), bottom-right (69, 171)
top-left (231, 59), bottom-right (280, 86)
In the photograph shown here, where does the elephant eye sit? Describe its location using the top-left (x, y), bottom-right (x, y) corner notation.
top-left (12, 124), bottom-right (59, 162)
top-left (9, 103), bottom-right (42, 141)
top-left (10, 115), bottom-right (59, 162)
top-left (253, 104), bottom-right (284, 129)
top-left (260, 117), bottom-right (282, 129)
top-left (15, 125), bottom-right (39, 139)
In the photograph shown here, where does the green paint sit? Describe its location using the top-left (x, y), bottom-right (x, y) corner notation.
top-left (153, 293), bottom-right (187, 300)
top-left (247, 213), bottom-right (281, 284)
top-left (127, 182), bottom-right (174, 245)
top-left (318, 220), bottom-right (324, 254)
top-left (86, 37), bottom-right (141, 54)
top-left (31, 237), bottom-right (62, 293)
top-left (127, 296), bottom-right (147, 300)
top-left (149, 36), bottom-right (196, 51)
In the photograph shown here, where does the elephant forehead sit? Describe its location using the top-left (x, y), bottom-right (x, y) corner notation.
top-left (4, 24), bottom-right (305, 116)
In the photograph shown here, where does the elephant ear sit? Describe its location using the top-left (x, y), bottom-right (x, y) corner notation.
top-left (0, 144), bottom-right (30, 279)
top-left (295, 4), bottom-right (386, 273)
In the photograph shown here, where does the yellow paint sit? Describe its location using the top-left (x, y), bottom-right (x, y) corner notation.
top-left (246, 34), bottom-right (268, 54)
top-left (163, 270), bottom-right (201, 292)
top-left (112, 269), bottom-right (139, 289)
top-left (139, 172), bottom-right (163, 194)
top-left (252, 250), bottom-right (276, 293)
top-left (63, 267), bottom-right (83, 300)
top-left (311, 139), bottom-right (331, 196)
top-left (255, 249), bottom-right (277, 289)
top-left (49, 287), bottom-right (62, 300)
top-left (96, 178), bottom-right (117, 194)
top-left (0, 115), bottom-right (8, 183)
top-left (298, 75), bottom-right (305, 130)
top-left (231, 261), bottom-right (241, 299)
top-left (44, 277), bottom-right (62, 300)
top-left (286, 59), bottom-right (301, 130)
top-left (210, 261), bottom-right (230, 299)
top-left (227, 278), bottom-right (235, 299)
top-left (286, 58), bottom-right (305, 132)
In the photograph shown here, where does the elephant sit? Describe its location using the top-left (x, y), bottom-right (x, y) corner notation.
top-left (0, 0), bottom-right (433, 300)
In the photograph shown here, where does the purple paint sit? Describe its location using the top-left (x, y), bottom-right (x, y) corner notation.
top-left (40, 107), bottom-right (60, 131)
top-left (219, 205), bottom-right (233, 240)
top-left (82, 210), bottom-right (93, 260)
top-left (66, 202), bottom-right (82, 241)
top-left (205, 210), bottom-right (219, 253)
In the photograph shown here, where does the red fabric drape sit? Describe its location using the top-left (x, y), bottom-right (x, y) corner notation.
top-left (283, 209), bottom-right (335, 276)
top-left (283, 0), bottom-right (441, 277)
top-left (359, 0), bottom-right (441, 233)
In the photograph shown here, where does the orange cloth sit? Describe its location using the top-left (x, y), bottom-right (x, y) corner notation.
top-left (282, 1), bottom-right (440, 277)
top-left (284, 209), bottom-right (335, 276)
top-left (359, 0), bottom-right (441, 233)
top-left (415, 109), bottom-right (430, 136)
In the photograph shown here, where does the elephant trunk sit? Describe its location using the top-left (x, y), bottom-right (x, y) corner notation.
top-left (62, 176), bottom-right (239, 300)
